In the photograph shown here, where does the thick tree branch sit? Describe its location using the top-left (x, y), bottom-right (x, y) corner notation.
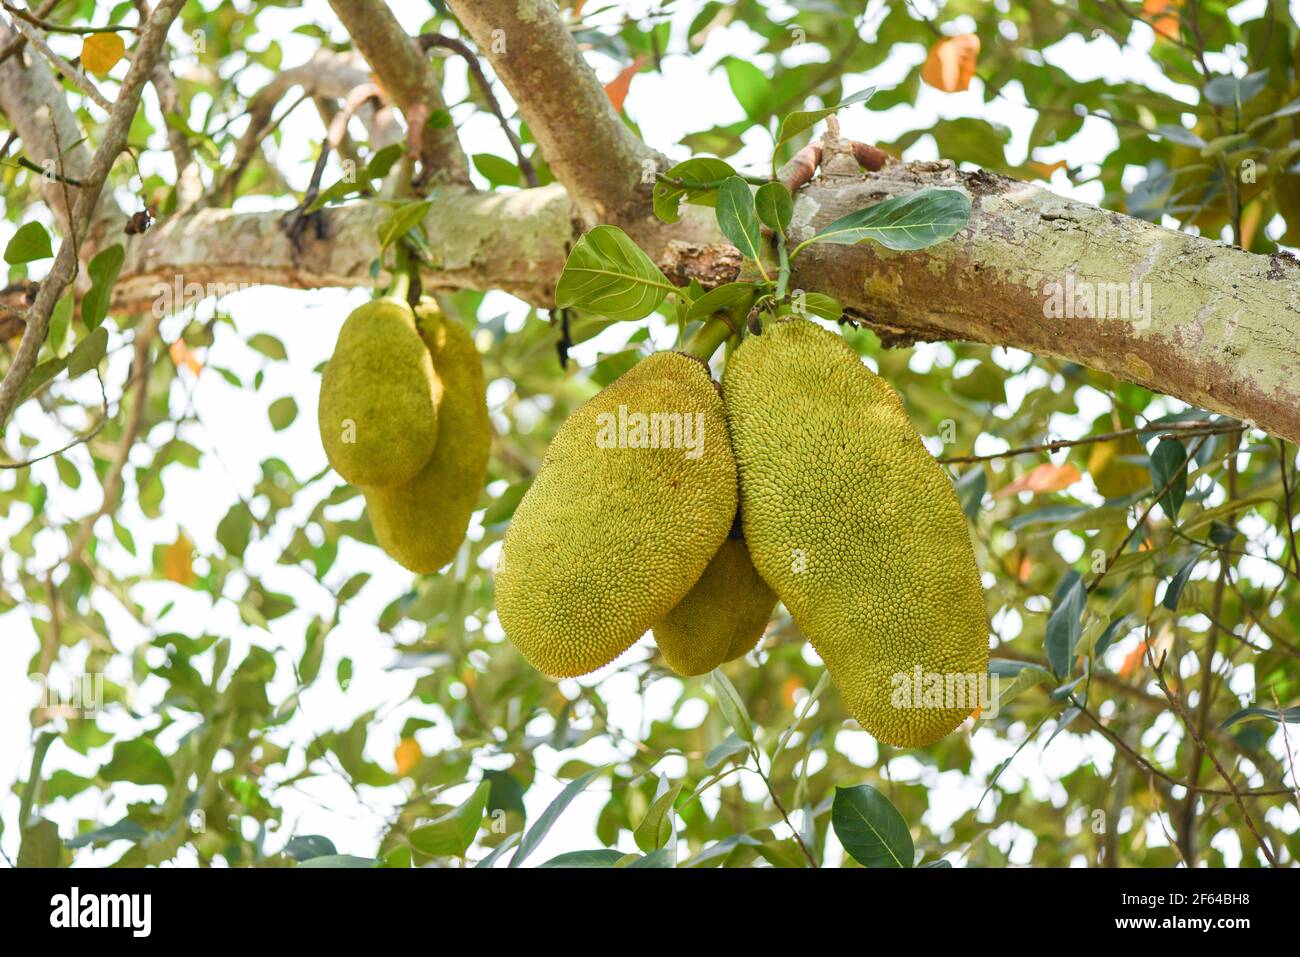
top-left (447, 0), bottom-right (662, 224)
top-left (93, 158), bottom-right (1300, 445)
top-left (326, 0), bottom-right (469, 190)
top-left (0, 0), bottom-right (186, 435)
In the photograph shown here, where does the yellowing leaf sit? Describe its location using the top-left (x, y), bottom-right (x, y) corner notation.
top-left (1026, 160), bottom-right (1068, 181)
top-left (81, 33), bottom-right (126, 76)
top-left (169, 339), bottom-right (203, 377)
top-left (395, 738), bottom-right (421, 776)
top-left (996, 462), bottom-right (1081, 498)
top-left (162, 532), bottom-right (195, 585)
top-left (1087, 436), bottom-right (1149, 498)
top-left (1143, 0), bottom-right (1182, 41)
top-left (921, 34), bottom-right (980, 93)
top-left (603, 55), bottom-right (647, 113)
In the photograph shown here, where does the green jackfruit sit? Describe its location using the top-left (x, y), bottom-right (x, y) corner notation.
top-left (722, 319), bottom-right (988, 747)
top-left (364, 304), bottom-right (489, 573)
top-left (318, 296), bottom-right (441, 487)
top-left (496, 352), bottom-right (737, 678)
top-left (652, 534), bottom-right (777, 676)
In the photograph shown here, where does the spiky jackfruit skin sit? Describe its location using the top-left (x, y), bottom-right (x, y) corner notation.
top-left (364, 305), bottom-right (489, 573)
top-left (318, 297), bottom-right (440, 487)
top-left (496, 352), bottom-right (737, 678)
top-left (653, 535), bottom-right (777, 676)
top-left (722, 319), bottom-right (988, 747)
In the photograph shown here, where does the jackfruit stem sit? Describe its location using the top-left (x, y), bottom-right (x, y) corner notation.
top-left (683, 318), bottom-right (735, 362)
top-left (381, 269), bottom-right (412, 304)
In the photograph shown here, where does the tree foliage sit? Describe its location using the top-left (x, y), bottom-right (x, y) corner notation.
top-left (1, 0), bottom-right (1299, 869)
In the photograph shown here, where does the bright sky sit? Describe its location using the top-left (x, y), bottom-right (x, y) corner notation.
top-left (2, 0), bottom-right (1296, 868)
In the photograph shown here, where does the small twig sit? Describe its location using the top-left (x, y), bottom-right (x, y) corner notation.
top-left (0, 0), bottom-right (59, 67)
top-left (1144, 631), bottom-right (1279, 866)
top-left (1, 5), bottom-right (112, 110)
top-left (1277, 440), bottom-right (1300, 577)
top-left (751, 748), bottom-right (818, 868)
top-left (418, 32), bottom-right (537, 188)
top-left (937, 419), bottom-right (1238, 464)
top-left (1088, 433), bottom-right (1212, 594)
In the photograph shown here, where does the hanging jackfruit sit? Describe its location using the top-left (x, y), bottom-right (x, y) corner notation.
top-left (364, 303), bottom-right (489, 573)
top-left (496, 352), bottom-right (737, 678)
top-left (318, 296), bottom-right (441, 487)
top-left (652, 532), bottom-right (777, 676)
top-left (722, 319), bottom-right (988, 747)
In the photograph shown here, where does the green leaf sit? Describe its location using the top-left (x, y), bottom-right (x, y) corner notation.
top-left (776, 87), bottom-right (875, 151)
top-left (704, 731), bottom-right (749, 769)
top-left (376, 199), bottom-right (433, 250)
top-left (554, 225), bottom-right (673, 322)
top-left (801, 187), bottom-right (971, 252)
top-left (1149, 438), bottom-right (1188, 520)
top-left (407, 780), bottom-right (490, 857)
top-left (284, 835), bottom-right (337, 862)
top-left (1203, 70), bottom-right (1268, 108)
top-left (1219, 705), bottom-right (1300, 731)
top-left (100, 738), bottom-right (175, 787)
top-left (787, 291), bottom-right (842, 321)
top-left (539, 848), bottom-right (624, 868)
top-left (625, 848), bottom-right (674, 868)
top-left (725, 58), bottom-right (768, 118)
top-left (1093, 614), bottom-right (1136, 659)
top-left (653, 157), bottom-right (736, 223)
top-left (715, 176), bottom-right (763, 261)
top-left (473, 832), bottom-right (520, 869)
top-left (1152, 124), bottom-right (1206, 148)
top-left (1161, 554), bottom-right (1200, 610)
top-left (5, 221), bottom-right (53, 264)
top-left (473, 153), bottom-right (521, 187)
top-left (297, 854), bottom-right (377, 868)
top-left (831, 785), bottom-right (912, 868)
top-left (66, 326), bottom-right (109, 379)
top-left (248, 333), bottom-right (287, 361)
top-left (18, 819), bottom-right (61, 868)
top-left (267, 396), bottom-right (298, 431)
top-left (509, 766), bottom-right (606, 868)
top-left (82, 243), bottom-right (125, 331)
top-left (684, 282), bottom-right (758, 323)
top-left (633, 777), bottom-right (682, 853)
top-left (712, 669), bottom-right (754, 744)
top-left (755, 181), bottom-right (793, 233)
top-left (1044, 570), bottom-right (1086, 677)
top-left (216, 502), bottom-right (253, 556)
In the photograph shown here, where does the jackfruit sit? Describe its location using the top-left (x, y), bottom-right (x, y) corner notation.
top-left (496, 352), bottom-right (737, 678)
top-left (318, 296), bottom-right (441, 487)
top-left (364, 303), bottom-right (489, 573)
top-left (652, 533), bottom-right (777, 676)
top-left (722, 319), bottom-right (987, 747)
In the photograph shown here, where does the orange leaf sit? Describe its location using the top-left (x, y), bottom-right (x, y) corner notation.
top-left (1026, 160), bottom-right (1068, 181)
top-left (921, 34), bottom-right (980, 93)
top-left (81, 33), bottom-right (126, 76)
top-left (169, 339), bottom-right (203, 377)
top-left (162, 532), bottom-right (195, 585)
top-left (395, 738), bottom-right (421, 777)
top-left (603, 55), bottom-right (647, 112)
top-left (781, 676), bottom-right (803, 709)
top-left (995, 462), bottom-right (1081, 498)
top-left (1143, 0), bottom-right (1182, 41)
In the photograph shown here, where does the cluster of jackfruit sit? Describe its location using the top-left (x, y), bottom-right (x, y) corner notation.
top-left (496, 318), bottom-right (988, 748)
top-left (317, 294), bottom-right (489, 574)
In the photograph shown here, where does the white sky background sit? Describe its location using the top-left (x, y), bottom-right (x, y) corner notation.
top-left (1, 0), bottom-right (1297, 867)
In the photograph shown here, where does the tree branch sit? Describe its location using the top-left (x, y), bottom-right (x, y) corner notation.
top-left (326, 0), bottom-right (469, 190)
top-left (446, 0), bottom-right (661, 224)
top-left (0, 0), bottom-right (186, 436)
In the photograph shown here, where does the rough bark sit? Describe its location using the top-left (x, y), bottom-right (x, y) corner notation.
top-left (447, 0), bottom-right (662, 225)
top-left (102, 160), bottom-right (1300, 444)
top-left (326, 0), bottom-right (469, 188)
